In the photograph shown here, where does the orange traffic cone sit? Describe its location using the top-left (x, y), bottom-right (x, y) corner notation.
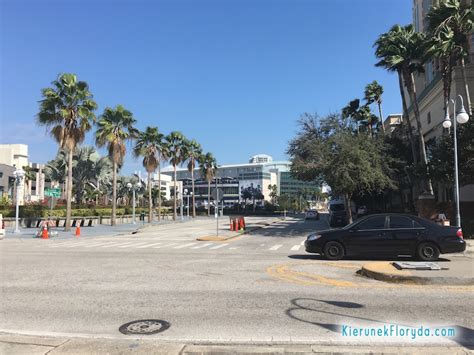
top-left (233, 218), bottom-right (238, 232)
top-left (242, 217), bottom-right (246, 230)
top-left (75, 225), bottom-right (81, 237)
top-left (230, 218), bottom-right (234, 231)
top-left (239, 217), bottom-right (244, 230)
top-left (42, 224), bottom-right (49, 239)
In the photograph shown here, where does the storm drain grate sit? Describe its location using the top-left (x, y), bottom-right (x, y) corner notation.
top-left (119, 319), bottom-right (170, 335)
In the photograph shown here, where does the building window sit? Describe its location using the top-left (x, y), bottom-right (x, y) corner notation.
top-left (427, 112), bottom-right (431, 125)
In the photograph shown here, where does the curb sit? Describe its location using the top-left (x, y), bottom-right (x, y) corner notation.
top-left (1, 333), bottom-right (471, 354)
top-left (359, 262), bottom-right (474, 286)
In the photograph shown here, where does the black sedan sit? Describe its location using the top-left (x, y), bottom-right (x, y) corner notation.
top-left (305, 214), bottom-right (466, 261)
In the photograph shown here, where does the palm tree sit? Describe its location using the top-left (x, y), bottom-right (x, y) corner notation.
top-left (37, 73), bottom-right (97, 230)
top-left (134, 127), bottom-right (165, 223)
top-left (165, 132), bottom-right (187, 220)
top-left (374, 25), bottom-right (433, 195)
top-left (200, 152), bottom-right (217, 216)
top-left (185, 139), bottom-right (202, 218)
top-left (427, 0), bottom-right (473, 115)
top-left (364, 81), bottom-right (385, 134)
top-left (95, 105), bottom-right (137, 225)
top-left (44, 150), bottom-right (68, 197)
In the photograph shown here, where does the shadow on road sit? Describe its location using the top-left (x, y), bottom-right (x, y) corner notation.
top-left (287, 254), bottom-right (452, 262)
top-left (286, 298), bottom-right (473, 349)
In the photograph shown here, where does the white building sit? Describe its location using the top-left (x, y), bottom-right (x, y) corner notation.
top-left (0, 144), bottom-right (45, 204)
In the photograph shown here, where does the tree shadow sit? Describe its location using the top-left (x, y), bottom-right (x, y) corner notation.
top-left (286, 298), bottom-right (473, 349)
top-left (452, 325), bottom-right (474, 350)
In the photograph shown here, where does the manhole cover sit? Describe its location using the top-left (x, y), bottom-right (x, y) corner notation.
top-left (119, 319), bottom-right (170, 335)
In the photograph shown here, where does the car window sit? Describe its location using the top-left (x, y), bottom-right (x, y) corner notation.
top-left (356, 216), bottom-right (386, 230)
top-left (390, 216), bottom-right (415, 229)
top-left (330, 204), bottom-right (345, 212)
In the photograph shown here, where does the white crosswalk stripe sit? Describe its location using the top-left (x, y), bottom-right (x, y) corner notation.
top-left (291, 245), bottom-right (301, 251)
top-left (100, 242), bottom-right (134, 248)
top-left (62, 241), bottom-right (92, 248)
top-left (300, 240), bottom-right (305, 245)
top-left (173, 243), bottom-right (197, 249)
top-left (191, 243), bottom-right (212, 249)
top-left (118, 242), bottom-right (147, 248)
top-left (153, 242), bottom-right (178, 249)
top-left (269, 244), bottom-right (283, 251)
top-left (135, 243), bottom-right (163, 249)
top-left (209, 243), bottom-right (228, 250)
top-left (83, 241), bottom-right (117, 248)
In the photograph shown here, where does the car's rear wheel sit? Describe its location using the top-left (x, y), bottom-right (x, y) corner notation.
top-left (416, 242), bottom-right (440, 261)
top-left (323, 241), bottom-right (345, 260)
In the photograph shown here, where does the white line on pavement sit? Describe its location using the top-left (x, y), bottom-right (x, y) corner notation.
top-left (135, 243), bottom-right (163, 248)
top-left (300, 240), bottom-right (305, 245)
top-left (209, 243), bottom-right (228, 250)
top-left (191, 243), bottom-right (212, 249)
top-left (173, 243), bottom-right (197, 249)
top-left (269, 244), bottom-right (283, 251)
top-left (291, 245), bottom-right (301, 251)
top-left (60, 241), bottom-right (93, 248)
top-left (153, 243), bottom-right (178, 249)
top-left (99, 242), bottom-right (134, 248)
top-left (83, 242), bottom-right (115, 248)
top-left (118, 242), bottom-right (148, 248)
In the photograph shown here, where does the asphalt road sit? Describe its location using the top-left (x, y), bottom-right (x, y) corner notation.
top-left (1, 216), bottom-right (473, 349)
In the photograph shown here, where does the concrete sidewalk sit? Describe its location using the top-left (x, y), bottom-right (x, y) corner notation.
top-left (0, 216), bottom-right (260, 241)
top-left (0, 333), bottom-right (470, 354)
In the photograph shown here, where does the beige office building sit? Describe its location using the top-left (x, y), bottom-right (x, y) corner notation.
top-left (408, 0), bottom-right (474, 203)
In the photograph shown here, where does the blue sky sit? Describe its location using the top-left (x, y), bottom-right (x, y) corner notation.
top-left (1, 0), bottom-right (412, 174)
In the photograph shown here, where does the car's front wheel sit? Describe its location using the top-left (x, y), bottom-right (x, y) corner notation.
top-left (416, 242), bottom-right (440, 261)
top-left (323, 241), bottom-right (345, 260)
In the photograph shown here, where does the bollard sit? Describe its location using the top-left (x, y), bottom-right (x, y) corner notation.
top-left (230, 217), bottom-right (234, 231)
top-left (42, 224), bottom-right (49, 239)
top-left (75, 225), bottom-right (81, 237)
top-left (242, 217), bottom-right (246, 230)
top-left (0, 213), bottom-right (4, 239)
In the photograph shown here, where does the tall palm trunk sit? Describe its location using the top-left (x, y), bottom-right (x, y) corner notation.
top-left (207, 180), bottom-right (211, 216)
top-left (377, 101), bottom-right (385, 134)
top-left (460, 56), bottom-right (472, 115)
top-left (398, 72), bottom-right (418, 164)
top-left (441, 57), bottom-right (453, 123)
top-left (191, 159), bottom-right (196, 218)
top-left (173, 164), bottom-right (177, 221)
top-left (112, 160), bottom-right (117, 226)
top-left (147, 171), bottom-right (152, 223)
top-left (157, 163), bottom-right (161, 221)
top-left (404, 71), bottom-right (434, 195)
top-left (65, 149), bottom-right (73, 231)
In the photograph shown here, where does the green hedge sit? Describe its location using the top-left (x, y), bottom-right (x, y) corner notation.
top-left (0, 206), bottom-right (156, 218)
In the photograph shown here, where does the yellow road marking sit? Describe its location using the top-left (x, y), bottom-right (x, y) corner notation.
top-left (266, 261), bottom-right (474, 293)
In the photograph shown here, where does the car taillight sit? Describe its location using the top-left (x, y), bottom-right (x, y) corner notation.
top-left (456, 229), bottom-right (463, 239)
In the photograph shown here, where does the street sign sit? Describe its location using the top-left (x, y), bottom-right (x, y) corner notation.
top-left (211, 188), bottom-right (223, 201)
top-left (45, 188), bottom-right (61, 198)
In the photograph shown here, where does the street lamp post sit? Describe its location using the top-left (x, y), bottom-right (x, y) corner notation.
top-left (13, 167), bottom-right (25, 234)
top-left (442, 94), bottom-right (470, 228)
top-left (184, 189), bottom-right (192, 218)
top-left (127, 181), bottom-right (142, 224)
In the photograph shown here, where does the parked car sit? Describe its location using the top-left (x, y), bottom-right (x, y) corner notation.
top-left (305, 209), bottom-right (320, 220)
top-left (305, 213), bottom-right (466, 261)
